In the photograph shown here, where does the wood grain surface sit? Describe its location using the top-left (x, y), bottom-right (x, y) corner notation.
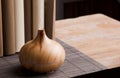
top-left (55, 14), bottom-right (120, 68)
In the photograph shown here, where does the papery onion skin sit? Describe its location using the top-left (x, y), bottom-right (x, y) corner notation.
top-left (19, 30), bottom-right (65, 73)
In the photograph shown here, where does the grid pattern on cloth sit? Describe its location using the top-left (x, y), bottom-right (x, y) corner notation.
top-left (0, 39), bottom-right (107, 78)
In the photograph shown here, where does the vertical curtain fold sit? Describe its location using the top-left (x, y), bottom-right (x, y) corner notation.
top-left (32, 0), bottom-right (45, 38)
top-left (0, 0), bottom-right (55, 56)
top-left (2, 0), bottom-right (16, 55)
top-left (24, 0), bottom-right (33, 42)
top-left (0, 0), bottom-right (3, 56)
top-left (14, 0), bottom-right (25, 52)
top-left (45, 0), bottom-right (55, 39)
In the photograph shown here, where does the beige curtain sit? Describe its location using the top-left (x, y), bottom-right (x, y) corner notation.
top-left (45, 0), bottom-right (56, 39)
top-left (2, 0), bottom-right (16, 55)
top-left (0, 0), bottom-right (3, 57)
top-left (24, 0), bottom-right (33, 42)
top-left (0, 0), bottom-right (55, 57)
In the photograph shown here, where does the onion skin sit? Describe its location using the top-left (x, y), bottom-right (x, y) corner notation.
top-left (19, 30), bottom-right (65, 73)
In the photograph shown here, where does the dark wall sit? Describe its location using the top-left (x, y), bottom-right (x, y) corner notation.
top-left (57, 0), bottom-right (120, 20)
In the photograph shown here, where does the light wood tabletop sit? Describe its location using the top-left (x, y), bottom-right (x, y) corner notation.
top-left (55, 14), bottom-right (120, 69)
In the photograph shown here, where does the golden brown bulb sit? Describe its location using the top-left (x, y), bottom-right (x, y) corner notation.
top-left (19, 30), bottom-right (65, 73)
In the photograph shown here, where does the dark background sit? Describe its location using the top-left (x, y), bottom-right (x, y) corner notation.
top-left (57, 0), bottom-right (120, 20)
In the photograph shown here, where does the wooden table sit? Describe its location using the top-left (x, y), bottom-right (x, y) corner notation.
top-left (0, 14), bottom-right (120, 78)
top-left (56, 14), bottom-right (120, 69)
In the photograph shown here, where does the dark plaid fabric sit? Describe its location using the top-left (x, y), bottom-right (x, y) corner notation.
top-left (0, 39), bottom-right (107, 78)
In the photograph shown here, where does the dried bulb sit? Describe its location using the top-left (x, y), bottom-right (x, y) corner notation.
top-left (19, 30), bottom-right (65, 73)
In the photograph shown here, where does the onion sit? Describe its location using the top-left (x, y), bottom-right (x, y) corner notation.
top-left (19, 30), bottom-right (65, 73)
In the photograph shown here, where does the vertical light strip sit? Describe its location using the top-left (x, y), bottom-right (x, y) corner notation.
top-left (33, 0), bottom-right (44, 38)
top-left (14, 0), bottom-right (25, 52)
